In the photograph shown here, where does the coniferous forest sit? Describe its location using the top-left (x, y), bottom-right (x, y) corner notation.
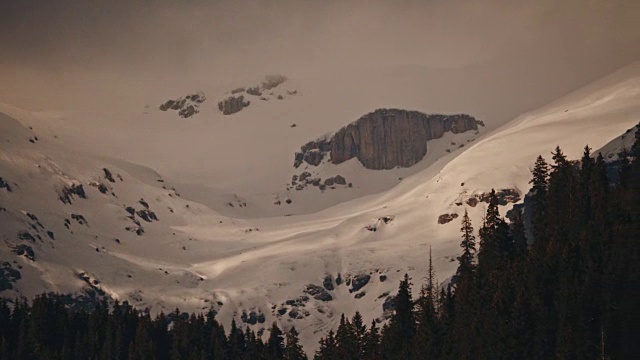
top-left (1, 127), bottom-right (638, 359)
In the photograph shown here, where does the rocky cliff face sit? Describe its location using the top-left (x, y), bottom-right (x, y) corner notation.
top-left (295, 109), bottom-right (482, 169)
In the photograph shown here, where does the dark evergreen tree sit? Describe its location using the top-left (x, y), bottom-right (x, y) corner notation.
top-left (228, 319), bottom-right (246, 360)
top-left (335, 314), bottom-right (358, 360)
top-left (351, 311), bottom-right (366, 358)
top-left (478, 189), bottom-right (510, 271)
top-left (457, 209), bottom-right (476, 278)
top-left (362, 320), bottom-right (380, 360)
top-left (265, 322), bottom-right (285, 360)
top-left (284, 327), bottom-right (307, 360)
top-left (314, 331), bottom-right (337, 360)
top-left (529, 155), bottom-right (549, 248)
top-left (510, 209), bottom-right (528, 258)
top-left (579, 145), bottom-right (595, 224)
top-left (381, 274), bottom-right (415, 360)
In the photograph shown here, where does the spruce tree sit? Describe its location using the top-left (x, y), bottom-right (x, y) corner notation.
top-left (351, 311), bottom-right (366, 358)
top-left (510, 209), bottom-right (528, 258)
top-left (382, 274), bottom-right (415, 360)
top-left (457, 210), bottom-right (476, 278)
top-left (362, 320), bottom-right (380, 360)
top-left (335, 314), bottom-right (358, 360)
top-left (266, 322), bottom-right (285, 360)
top-left (478, 189), bottom-right (502, 269)
top-left (529, 155), bottom-right (549, 247)
top-left (579, 146), bottom-right (595, 222)
top-left (228, 319), bottom-right (246, 359)
top-left (314, 331), bottom-right (337, 360)
top-left (284, 327), bottom-right (307, 360)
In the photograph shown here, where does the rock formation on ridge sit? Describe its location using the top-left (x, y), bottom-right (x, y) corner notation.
top-left (295, 109), bottom-right (482, 170)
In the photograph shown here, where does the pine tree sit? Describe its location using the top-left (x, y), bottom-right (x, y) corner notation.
top-left (457, 209), bottom-right (476, 278)
top-left (478, 189), bottom-right (503, 268)
top-left (228, 319), bottom-right (246, 360)
top-left (510, 209), bottom-right (528, 258)
top-left (314, 331), bottom-right (337, 360)
top-left (351, 312), bottom-right (366, 358)
top-left (548, 145), bottom-right (580, 244)
top-left (266, 322), bottom-right (285, 360)
top-left (382, 274), bottom-right (415, 360)
top-left (529, 155), bottom-right (549, 247)
top-left (413, 281), bottom-right (439, 359)
top-left (335, 314), bottom-right (358, 360)
top-left (284, 327), bottom-right (307, 360)
top-left (426, 246), bottom-right (436, 300)
top-left (579, 145), bottom-right (595, 224)
top-left (362, 320), bottom-right (380, 360)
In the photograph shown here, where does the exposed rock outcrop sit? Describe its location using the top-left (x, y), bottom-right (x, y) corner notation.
top-left (0, 176), bottom-right (12, 192)
top-left (241, 310), bottom-right (266, 325)
top-left (304, 284), bottom-right (333, 302)
top-left (12, 244), bottom-right (35, 261)
top-left (246, 87), bottom-right (262, 96)
top-left (465, 189), bottom-right (521, 207)
top-left (217, 95), bottom-right (250, 115)
top-left (289, 172), bottom-right (350, 192)
top-left (160, 91), bottom-right (206, 118)
top-left (136, 209), bottom-right (158, 222)
top-left (438, 213), bottom-right (459, 224)
top-left (323, 275), bottom-right (335, 291)
top-left (71, 214), bottom-right (88, 226)
top-left (261, 75), bottom-right (287, 90)
top-left (220, 75), bottom-right (289, 114)
top-left (58, 183), bottom-right (87, 204)
top-left (295, 109), bottom-right (482, 170)
top-left (103, 168), bottom-right (115, 183)
top-left (365, 215), bottom-right (395, 231)
top-left (349, 274), bottom-right (371, 293)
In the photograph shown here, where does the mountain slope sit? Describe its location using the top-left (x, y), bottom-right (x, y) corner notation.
top-left (1, 62), bottom-right (639, 351)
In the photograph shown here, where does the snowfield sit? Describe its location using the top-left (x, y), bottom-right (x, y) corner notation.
top-left (1, 62), bottom-right (639, 351)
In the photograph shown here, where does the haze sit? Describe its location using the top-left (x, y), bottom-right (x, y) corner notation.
top-left (0, 0), bottom-right (638, 115)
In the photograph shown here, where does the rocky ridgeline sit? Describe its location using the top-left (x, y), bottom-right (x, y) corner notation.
top-left (295, 109), bottom-right (483, 170)
top-left (159, 91), bottom-right (206, 118)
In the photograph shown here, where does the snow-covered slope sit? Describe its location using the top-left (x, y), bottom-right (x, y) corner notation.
top-left (0, 69), bottom-right (504, 218)
top-left (1, 62), bottom-right (639, 352)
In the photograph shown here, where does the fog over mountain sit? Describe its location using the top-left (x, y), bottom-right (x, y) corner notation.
top-left (1, 0), bottom-right (638, 115)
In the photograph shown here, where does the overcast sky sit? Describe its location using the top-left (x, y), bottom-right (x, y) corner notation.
top-left (0, 0), bottom-right (638, 111)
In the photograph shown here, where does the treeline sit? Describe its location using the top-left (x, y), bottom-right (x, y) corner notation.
top-left (0, 126), bottom-right (638, 360)
top-left (0, 296), bottom-right (309, 360)
top-left (314, 127), bottom-right (640, 359)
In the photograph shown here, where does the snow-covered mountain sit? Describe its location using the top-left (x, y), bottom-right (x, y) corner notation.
top-left (1, 62), bottom-right (639, 351)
